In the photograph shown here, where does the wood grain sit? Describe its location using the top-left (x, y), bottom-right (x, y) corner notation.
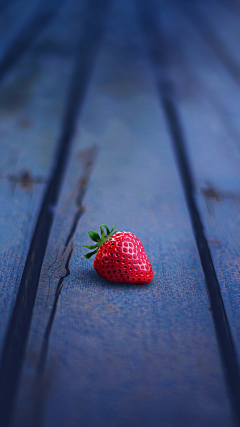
top-left (159, 0), bottom-right (240, 369)
top-left (12, 1), bottom-right (233, 425)
top-left (0, 0), bottom-right (86, 359)
top-left (0, 1), bottom-right (110, 425)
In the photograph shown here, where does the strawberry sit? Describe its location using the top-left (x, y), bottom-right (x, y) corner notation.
top-left (83, 223), bottom-right (153, 284)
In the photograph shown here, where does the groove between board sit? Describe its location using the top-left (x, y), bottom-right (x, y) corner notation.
top-left (0, 0), bottom-right (65, 84)
top-left (136, 0), bottom-right (240, 425)
top-left (0, 1), bottom-right (110, 426)
top-left (160, 93), bottom-right (240, 427)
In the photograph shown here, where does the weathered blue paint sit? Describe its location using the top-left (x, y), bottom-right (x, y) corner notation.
top-left (160, 0), bottom-right (240, 374)
top-left (0, 0), bottom-right (40, 59)
top-left (194, 0), bottom-right (240, 76)
top-left (0, 0), bottom-right (65, 84)
top-left (0, 0), bottom-right (86, 352)
top-left (13, 1), bottom-right (233, 426)
top-left (0, 0), bottom-right (90, 424)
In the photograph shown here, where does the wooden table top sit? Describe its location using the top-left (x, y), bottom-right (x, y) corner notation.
top-left (0, 0), bottom-right (240, 425)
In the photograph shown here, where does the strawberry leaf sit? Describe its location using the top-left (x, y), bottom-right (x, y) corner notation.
top-left (102, 224), bottom-right (110, 234)
top-left (84, 249), bottom-right (98, 259)
top-left (83, 244), bottom-right (98, 249)
top-left (100, 226), bottom-right (105, 239)
top-left (89, 231), bottom-right (100, 242)
top-left (110, 223), bottom-right (116, 234)
top-left (83, 223), bottom-right (117, 259)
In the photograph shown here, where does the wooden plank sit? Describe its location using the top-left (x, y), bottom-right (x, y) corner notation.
top-left (0, 0), bottom-right (41, 56)
top-left (12, 0), bottom-right (234, 425)
top-left (0, 0), bottom-right (11, 14)
top-left (0, 0), bottom-right (65, 83)
top-left (159, 0), bottom-right (240, 364)
top-left (155, 0), bottom-right (240, 421)
top-left (0, 1), bottom-right (111, 425)
top-left (0, 0), bottom-right (61, 67)
top-left (0, 0), bottom-right (86, 390)
top-left (139, 0), bottom-right (240, 422)
top-left (216, 0), bottom-right (240, 14)
top-left (178, 0), bottom-right (240, 84)
top-left (194, 0), bottom-right (240, 69)
top-left (160, 0), bottom-right (240, 156)
top-left (217, 0), bottom-right (240, 14)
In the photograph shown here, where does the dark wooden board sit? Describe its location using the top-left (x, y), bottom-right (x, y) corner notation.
top-left (158, 0), bottom-right (240, 367)
top-left (217, 0), bottom-right (240, 14)
top-left (12, 1), bottom-right (233, 426)
top-left (0, 0), bottom-right (40, 56)
top-left (193, 0), bottom-right (240, 75)
top-left (160, 0), bottom-right (240, 153)
top-left (0, 0), bottom-right (86, 358)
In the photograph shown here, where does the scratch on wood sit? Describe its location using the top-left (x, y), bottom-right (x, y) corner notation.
top-left (8, 170), bottom-right (47, 190)
top-left (201, 183), bottom-right (221, 202)
top-left (200, 182), bottom-right (240, 216)
top-left (209, 237), bottom-right (222, 247)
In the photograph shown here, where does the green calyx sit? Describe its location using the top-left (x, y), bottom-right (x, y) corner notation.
top-left (83, 223), bottom-right (117, 259)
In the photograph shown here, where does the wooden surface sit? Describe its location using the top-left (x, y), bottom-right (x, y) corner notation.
top-left (0, 0), bottom-right (40, 55)
top-left (0, 0), bottom-right (85, 354)
top-left (0, 0), bottom-right (240, 426)
top-left (159, 0), bottom-right (240, 362)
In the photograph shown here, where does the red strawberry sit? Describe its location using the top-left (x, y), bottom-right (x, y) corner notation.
top-left (83, 224), bottom-right (153, 284)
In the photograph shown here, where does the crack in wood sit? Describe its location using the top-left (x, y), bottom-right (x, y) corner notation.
top-left (37, 244), bottom-right (74, 374)
top-left (37, 145), bottom-right (99, 373)
top-left (0, 0), bottom-right (110, 424)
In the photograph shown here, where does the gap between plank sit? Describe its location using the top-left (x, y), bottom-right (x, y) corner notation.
top-left (160, 94), bottom-right (240, 427)
top-left (0, 1), bottom-right (110, 426)
top-left (136, 0), bottom-right (240, 425)
top-left (0, 0), bottom-right (65, 84)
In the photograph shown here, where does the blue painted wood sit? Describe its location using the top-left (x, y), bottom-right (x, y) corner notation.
top-left (0, 0), bottom-right (41, 59)
top-left (158, 0), bottom-right (240, 382)
top-left (161, 0), bottom-right (240, 153)
top-left (193, 0), bottom-right (240, 76)
top-left (178, 0), bottom-right (240, 86)
top-left (0, 0), bottom-right (86, 360)
top-left (217, 0), bottom-right (240, 14)
top-left (12, 1), bottom-right (233, 426)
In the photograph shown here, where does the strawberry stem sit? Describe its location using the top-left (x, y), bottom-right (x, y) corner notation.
top-left (83, 223), bottom-right (117, 259)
